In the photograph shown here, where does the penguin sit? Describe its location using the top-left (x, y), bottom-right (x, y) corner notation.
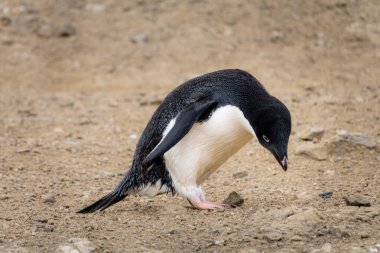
top-left (78, 69), bottom-right (291, 213)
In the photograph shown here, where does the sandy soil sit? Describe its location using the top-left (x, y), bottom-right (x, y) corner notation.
top-left (0, 0), bottom-right (379, 252)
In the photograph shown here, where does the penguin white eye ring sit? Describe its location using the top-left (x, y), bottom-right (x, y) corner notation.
top-left (78, 69), bottom-right (292, 213)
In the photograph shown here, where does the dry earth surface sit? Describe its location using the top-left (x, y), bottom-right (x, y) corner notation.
top-left (0, 0), bottom-right (379, 252)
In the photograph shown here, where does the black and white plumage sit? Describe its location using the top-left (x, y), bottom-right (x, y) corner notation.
top-left (78, 69), bottom-right (291, 213)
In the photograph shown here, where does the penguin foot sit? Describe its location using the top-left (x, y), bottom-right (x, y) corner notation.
top-left (188, 198), bottom-right (232, 210)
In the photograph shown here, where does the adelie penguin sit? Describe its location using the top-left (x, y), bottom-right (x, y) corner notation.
top-left (78, 69), bottom-right (291, 213)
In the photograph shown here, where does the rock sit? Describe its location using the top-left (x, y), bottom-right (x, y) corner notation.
top-left (270, 31), bottom-right (283, 43)
top-left (321, 243), bottom-right (332, 253)
top-left (350, 246), bottom-right (367, 253)
top-left (59, 23), bottom-right (76, 37)
top-left (297, 126), bottom-right (325, 141)
top-left (69, 238), bottom-right (96, 253)
top-left (85, 4), bottom-right (106, 13)
top-left (223, 191), bottom-right (244, 207)
top-left (344, 195), bottom-right (371, 207)
top-left (32, 223), bottom-right (54, 235)
top-left (263, 232), bottom-right (283, 241)
top-left (354, 207), bottom-right (379, 222)
top-left (0, 246), bottom-right (28, 253)
top-left (290, 235), bottom-right (303, 241)
top-left (95, 171), bottom-right (116, 179)
top-left (233, 171), bottom-right (248, 179)
top-left (57, 238), bottom-right (96, 253)
top-left (56, 245), bottom-right (80, 253)
top-left (295, 143), bottom-right (328, 161)
top-left (42, 193), bottom-right (56, 203)
top-left (359, 231), bottom-right (370, 238)
top-left (336, 130), bottom-right (377, 148)
top-left (286, 208), bottom-right (322, 233)
top-left (130, 32), bottom-right (149, 44)
top-left (36, 19), bottom-right (54, 38)
top-left (319, 192), bottom-right (333, 199)
top-left (367, 247), bottom-right (379, 253)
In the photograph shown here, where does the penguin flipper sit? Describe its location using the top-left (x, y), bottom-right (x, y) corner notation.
top-left (143, 97), bottom-right (216, 165)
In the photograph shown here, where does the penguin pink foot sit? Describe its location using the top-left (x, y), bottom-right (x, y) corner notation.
top-left (188, 197), bottom-right (232, 210)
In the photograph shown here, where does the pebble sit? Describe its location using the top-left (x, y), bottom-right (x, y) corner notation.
top-left (344, 195), bottom-right (371, 207)
top-left (290, 235), bottom-right (303, 241)
top-left (321, 243), bottom-right (332, 253)
top-left (298, 126), bottom-right (325, 141)
top-left (319, 192), bottom-right (333, 199)
top-left (295, 143), bottom-right (327, 161)
top-left (57, 238), bottom-right (96, 253)
top-left (263, 232), bottom-right (283, 241)
top-left (223, 191), bottom-right (244, 207)
top-left (337, 130), bottom-right (377, 149)
top-left (31, 223), bottom-right (54, 235)
top-left (130, 32), bottom-right (149, 44)
top-left (59, 23), bottom-right (76, 37)
top-left (42, 193), bottom-right (56, 203)
top-left (233, 171), bottom-right (248, 179)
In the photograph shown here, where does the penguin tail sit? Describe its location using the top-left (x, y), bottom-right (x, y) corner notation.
top-left (78, 170), bottom-right (136, 214)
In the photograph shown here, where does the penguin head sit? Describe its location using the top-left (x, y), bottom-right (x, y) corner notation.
top-left (251, 101), bottom-right (291, 171)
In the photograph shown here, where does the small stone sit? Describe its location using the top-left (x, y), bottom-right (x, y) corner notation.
top-left (36, 19), bottom-right (54, 38)
top-left (56, 245), bottom-right (80, 253)
top-left (290, 235), bottom-right (303, 241)
top-left (130, 32), bottom-right (149, 44)
top-left (42, 193), bottom-right (56, 203)
top-left (169, 229), bottom-right (179, 235)
top-left (223, 191), bottom-right (244, 207)
top-left (233, 171), bottom-right (248, 179)
top-left (321, 243), bottom-right (332, 253)
top-left (319, 192), bottom-right (333, 199)
top-left (59, 23), bottom-right (76, 37)
top-left (344, 195), bottom-right (371, 207)
top-left (270, 31), bottom-right (283, 43)
top-left (367, 247), bottom-right (379, 253)
top-left (359, 231), bottom-right (369, 238)
top-left (263, 232), bottom-right (283, 241)
top-left (85, 4), bottom-right (106, 13)
top-left (79, 117), bottom-right (91, 125)
top-left (337, 131), bottom-right (377, 149)
top-left (350, 246), bottom-right (367, 253)
top-left (295, 143), bottom-right (328, 161)
top-left (17, 147), bottom-right (31, 153)
top-left (54, 127), bottom-right (64, 133)
top-left (69, 238), bottom-right (96, 253)
top-left (95, 171), bottom-right (116, 179)
top-left (32, 223), bottom-right (54, 235)
top-left (298, 126), bottom-right (325, 141)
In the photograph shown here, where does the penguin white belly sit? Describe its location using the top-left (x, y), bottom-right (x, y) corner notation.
top-left (163, 105), bottom-right (255, 197)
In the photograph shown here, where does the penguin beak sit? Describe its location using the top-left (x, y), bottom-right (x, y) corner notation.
top-left (280, 155), bottom-right (288, 171)
top-left (269, 147), bottom-right (288, 172)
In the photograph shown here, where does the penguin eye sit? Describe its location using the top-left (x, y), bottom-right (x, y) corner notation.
top-left (263, 135), bottom-right (270, 142)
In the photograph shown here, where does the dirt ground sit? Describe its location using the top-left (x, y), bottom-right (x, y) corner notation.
top-left (0, 0), bottom-right (379, 252)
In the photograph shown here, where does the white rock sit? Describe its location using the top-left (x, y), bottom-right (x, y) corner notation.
top-left (56, 245), bottom-right (80, 253)
top-left (295, 143), bottom-right (328, 161)
top-left (130, 33), bottom-right (149, 43)
top-left (42, 193), bottom-right (56, 203)
top-left (69, 238), bottom-right (96, 253)
top-left (57, 238), bottom-right (96, 253)
top-left (297, 126), bottom-right (325, 141)
top-left (321, 243), bottom-right (332, 253)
